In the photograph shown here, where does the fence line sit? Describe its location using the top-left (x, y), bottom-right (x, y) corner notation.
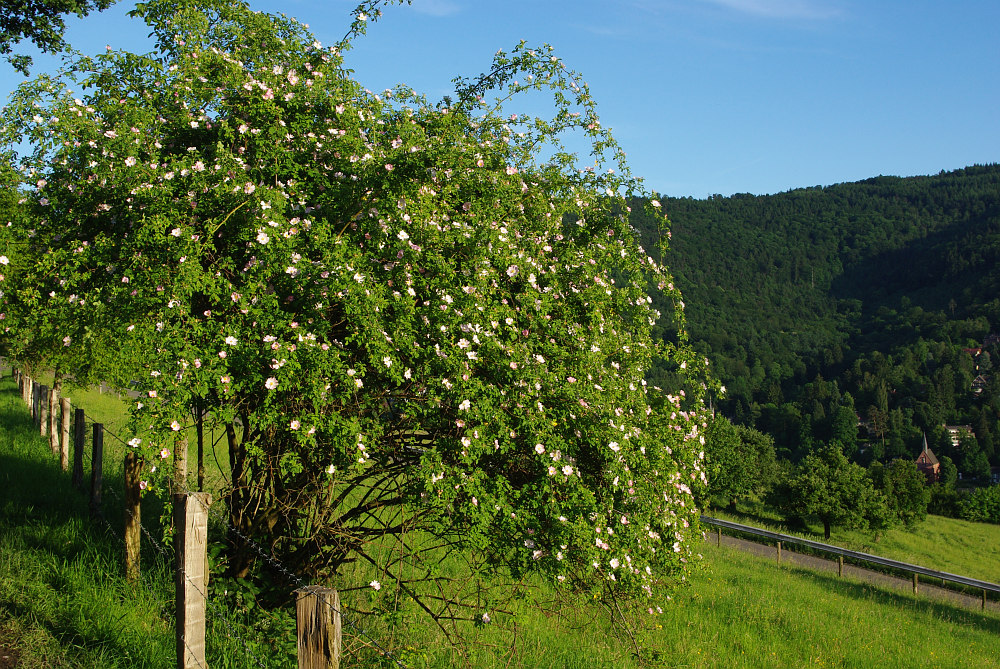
top-left (702, 515), bottom-right (999, 609)
top-left (6, 366), bottom-right (406, 668)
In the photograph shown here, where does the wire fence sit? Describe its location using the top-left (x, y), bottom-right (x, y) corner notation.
top-left (6, 366), bottom-right (410, 668)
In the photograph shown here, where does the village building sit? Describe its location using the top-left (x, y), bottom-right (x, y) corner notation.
top-left (915, 435), bottom-right (940, 483)
top-left (943, 424), bottom-right (974, 448)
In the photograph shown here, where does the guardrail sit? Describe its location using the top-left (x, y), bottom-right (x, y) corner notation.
top-left (702, 515), bottom-right (1000, 608)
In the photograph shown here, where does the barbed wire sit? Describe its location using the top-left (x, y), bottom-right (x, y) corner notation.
top-left (9, 380), bottom-right (265, 668)
top-left (8, 371), bottom-right (412, 668)
top-left (182, 482), bottom-right (410, 668)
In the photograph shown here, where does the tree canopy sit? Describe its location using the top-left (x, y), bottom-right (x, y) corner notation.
top-left (0, 0), bottom-right (119, 73)
top-left (773, 444), bottom-right (885, 539)
top-left (0, 0), bottom-right (710, 629)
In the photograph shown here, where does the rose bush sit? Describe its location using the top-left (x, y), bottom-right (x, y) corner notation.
top-left (2, 0), bottom-right (710, 626)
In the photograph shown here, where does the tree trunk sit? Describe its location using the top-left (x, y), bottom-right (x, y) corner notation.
top-left (226, 420), bottom-right (254, 579)
top-left (823, 520), bottom-right (831, 540)
top-left (196, 399), bottom-right (205, 491)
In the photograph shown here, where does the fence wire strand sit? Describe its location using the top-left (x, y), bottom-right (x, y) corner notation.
top-left (11, 370), bottom-right (409, 668)
top-left (185, 485), bottom-right (409, 668)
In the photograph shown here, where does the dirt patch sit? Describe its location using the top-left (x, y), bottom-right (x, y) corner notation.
top-left (0, 621), bottom-right (22, 669)
top-left (0, 635), bottom-right (19, 669)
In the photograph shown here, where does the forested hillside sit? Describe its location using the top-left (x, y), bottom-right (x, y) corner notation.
top-left (633, 164), bottom-right (1000, 471)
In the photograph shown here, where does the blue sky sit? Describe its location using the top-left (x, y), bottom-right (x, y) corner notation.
top-left (3, 0), bottom-right (998, 198)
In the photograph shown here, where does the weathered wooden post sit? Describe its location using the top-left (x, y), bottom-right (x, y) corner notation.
top-left (90, 423), bottom-right (104, 518)
top-left (912, 573), bottom-right (918, 595)
top-left (59, 397), bottom-right (71, 471)
top-left (39, 384), bottom-right (49, 438)
top-left (48, 386), bottom-right (60, 454)
top-left (174, 492), bottom-right (211, 669)
top-left (716, 527), bottom-right (721, 547)
top-left (72, 408), bottom-right (86, 489)
top-left (174, 437), bottom-right (188, 492)
top-left (776, 541), bottom-right (781, 564)
top-left (196, 404), bottom-right (205, 491)
top-left (296, 586), bottom-right (342, 669)
top-left (124, 451), bottom-right (142, 583)
top-left (838, 556), bottom-right (844, 578)
top-left (983, 590), bottom-right (988, 611)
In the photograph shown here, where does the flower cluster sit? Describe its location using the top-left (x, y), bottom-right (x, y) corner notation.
top-left (0, 0), bottom-right (709, 610)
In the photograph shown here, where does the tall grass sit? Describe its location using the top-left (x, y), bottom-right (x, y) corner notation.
top-left (0, 379), bottom-right (173, 668)
top-left (4, 373), bottom-right (1000, 667)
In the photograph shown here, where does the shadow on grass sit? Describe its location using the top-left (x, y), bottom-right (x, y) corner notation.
top-left (0, 384), bottom-right (173, 667)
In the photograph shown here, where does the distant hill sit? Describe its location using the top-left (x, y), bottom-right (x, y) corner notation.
top-left (631, 164), bottom-right (1000, 467)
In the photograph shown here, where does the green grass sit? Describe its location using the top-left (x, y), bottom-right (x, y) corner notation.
top-left (4, 373), bottom-right (1000, 667)
top-left (709, 502), bottom-right (1000, 584)
top-left (0, 379), bottom-right (174, 668)
top-left (28, 370), bottom-right (235, 495)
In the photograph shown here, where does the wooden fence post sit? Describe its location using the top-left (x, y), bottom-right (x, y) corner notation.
top-left (717, 527), bottom-right (721, 547)
top-left (72, 408), bottom-right (85, 489)
top-left (39, 384), bottom-right (49, 437)
top-left (296, 586), bottom-right (342, 669)
top-left (124, 451), bottom-right (142, 583)
top-left (60, 397), bottom-right (71, 471)
top-left (776, 541), bottom-right (781, 564)
top-left (196, 404), bottom-right (205, 492)
top-left (984, 590), bottom-right (988, 611)
top-left (838, 556), bottom-right (844, 578)
top-left (48, 386), bottom-right (60, 454)
top-left (90, 423), bottom-right (104, 518)
top-left (912, 573), bottom-right (919, 595)
top-left (174, 492), bottom-right (212, 669)
top-left (174, 437), bottom-right (188, 492)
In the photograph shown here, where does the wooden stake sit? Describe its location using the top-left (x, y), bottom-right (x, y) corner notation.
top-left (838, 556), bottom-right (844, 578)
top-left (174, 492), bottom-right (212, 669)
top-left (39, 385), bottom-right (49, 438)
top-left (60, 397), bottom-right (71, 471)
top-left (174, 437), bottom-right (188, 492)
top-left (912, 573), bottom-right (919, 595)
top-left (196, 403), bottom-right (205, 492)
top-left (296, 586), bottom-right (342, 669)
top-left (49, 384), bottom-right (60, 454)
top-left (124, 451), bottom-right (142, 583)
top-left (72, 408), bottom-right (85, 489)
top-left (90, 423), bottom-right (104, 518)
top-left (776, 541), bottom-right (781, 564)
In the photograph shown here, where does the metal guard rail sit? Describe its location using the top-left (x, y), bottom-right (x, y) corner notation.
top-left (702, 515), bottom-right (1000, 596)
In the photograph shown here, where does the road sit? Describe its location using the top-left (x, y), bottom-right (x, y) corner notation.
top-left (708, 532), bottom-right (1000, 613)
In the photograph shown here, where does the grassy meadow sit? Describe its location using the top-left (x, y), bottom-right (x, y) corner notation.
top-left (3, 374), bottom-right (1000, 667)
top-left (708, 503), bottom-right (1000, 585)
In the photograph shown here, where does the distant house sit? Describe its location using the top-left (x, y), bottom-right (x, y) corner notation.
top-left (943, 424), bottom-right (974, 448)
top-left (964, 347), bottom-right (983, 357)
top-left (916, 436), bottom-right (940, 483)
top-left (972, 374), bottom-right (989, 395)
